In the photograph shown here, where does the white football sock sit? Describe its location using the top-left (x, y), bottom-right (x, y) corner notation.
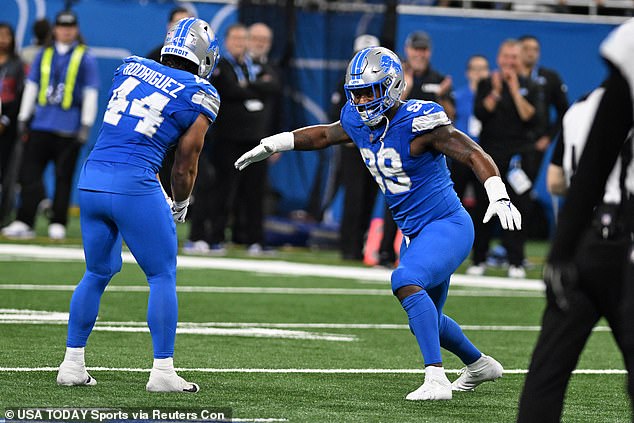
top-left (153, 357), bottom-right (174, 371)
top-left (425, 365), bottom-right (447, 380)
top-left (64, 347), bottom-right (85, 364)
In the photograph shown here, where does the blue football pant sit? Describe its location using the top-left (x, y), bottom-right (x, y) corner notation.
top-left (392, 208), bottom-right (481, 366)
top-left (66, 189), bottom-right (178, 359)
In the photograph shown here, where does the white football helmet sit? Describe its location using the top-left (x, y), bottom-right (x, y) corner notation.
top-left (344, 47), bottom-right (405, 126)
top-left (161, 18), bottom-right (220, 78)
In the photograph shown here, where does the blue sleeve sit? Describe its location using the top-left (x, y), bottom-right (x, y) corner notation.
top-left (408, 100), bottom-right (452, 137)
top-left (28, 50), bottom-right (43, 83)
top-left (81, 52), bottom-right (100, 89)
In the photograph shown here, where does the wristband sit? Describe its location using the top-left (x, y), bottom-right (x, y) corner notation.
top-left (484, 176), bottom-right (510, 203)
top-left (173, 198), bottom-right (190, 209)
top-left (261, 132), bottom-right (294, 152)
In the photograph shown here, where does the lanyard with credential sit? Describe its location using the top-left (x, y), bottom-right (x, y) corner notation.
top-left (224, 53), bottom-right (256, 84)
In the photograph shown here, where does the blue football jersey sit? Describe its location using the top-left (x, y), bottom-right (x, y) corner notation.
top-left (78, 56), bottom-right (220, 194)
top-left (340, 99), bottom-right (462, 237)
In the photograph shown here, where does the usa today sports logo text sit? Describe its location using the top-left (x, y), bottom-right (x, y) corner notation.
top-left (4, 407), bottom-right (232, 422)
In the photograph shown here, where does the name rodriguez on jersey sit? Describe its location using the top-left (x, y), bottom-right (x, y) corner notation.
top-left (122, 62), bottom-right (185, 98)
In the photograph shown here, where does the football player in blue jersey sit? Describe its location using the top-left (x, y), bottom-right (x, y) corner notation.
top-left (56, 18), bottom-right (220, 393)
top-left (236, 47), bottom-right (521, 400)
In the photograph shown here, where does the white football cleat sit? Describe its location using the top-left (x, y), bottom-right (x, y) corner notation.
top-left (406, 367), bottom-right (452, 401)
top-left (508, 265), bottom-right (527, 279)
top-left (48, 223), bottom-right (66, 240)
top-left (57, 360), bottom-right (97, 386)
top-left (452, 354), bottom-right (503, 391)
top-left (146, 370), bottom-right (199, 393)
top-left (1, 221), bottom-right (35, 239)
top-left (466, 263), bottom-right (486, 276)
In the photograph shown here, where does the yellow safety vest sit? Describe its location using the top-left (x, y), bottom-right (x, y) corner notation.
top-left (38, 45), bottom-right (86, 110)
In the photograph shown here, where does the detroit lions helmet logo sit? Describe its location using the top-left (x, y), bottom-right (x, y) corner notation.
top-left (380, 55), bottom-right (401, 77)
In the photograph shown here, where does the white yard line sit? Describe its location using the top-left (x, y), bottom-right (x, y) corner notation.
top-left (0, 310), bottom-right (612, 332)
top-left (0, 284), bottom-right (543, 298)
top-left (0, 244), bottom-right (545, 291)
top-left (0, 284), bottom-right (391, 296)
top-left (0, 367), bottom-right (626, 375)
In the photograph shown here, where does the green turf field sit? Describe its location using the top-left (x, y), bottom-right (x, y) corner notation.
top-left (0, 241), bottom-right (630, 422)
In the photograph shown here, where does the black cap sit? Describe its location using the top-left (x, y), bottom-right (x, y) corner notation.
top-left (406, 31), bottom-right (431, 49)
top-left (55, 10), bottom-right (78, 26)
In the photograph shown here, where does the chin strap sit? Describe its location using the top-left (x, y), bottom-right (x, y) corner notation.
top-left (378, 115), bottom-right (391, 143)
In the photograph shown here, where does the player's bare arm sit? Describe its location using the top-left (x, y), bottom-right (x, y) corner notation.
top-left (171, 114), bottom-right (209, 202)
top-left (293, 121), bottom-right (352, 150)
top-left (412, 124), bottom-right (500, 183)
top-left (235, 121), bottom-right (351, 171)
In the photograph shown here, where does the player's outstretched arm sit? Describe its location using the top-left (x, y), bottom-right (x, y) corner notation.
top-left (234, 121), bottom-right (350, 171)
top-left (170, 114), bottom-right (210, 222)
top-left (415, 124), bottom-right (522, 231)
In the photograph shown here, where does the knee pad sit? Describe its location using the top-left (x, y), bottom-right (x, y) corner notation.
top-left (391, 266), bottom-right (421, 292)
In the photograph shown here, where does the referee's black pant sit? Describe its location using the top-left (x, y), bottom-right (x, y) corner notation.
top-left (517, 225), bottom-right (633, 422)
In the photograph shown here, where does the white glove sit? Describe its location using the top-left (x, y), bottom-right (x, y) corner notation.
top-left (234, 132), bottom-right (294, 171)
top-left (482, 176), bottom-right (522, 231)
top-left (171, 198), bottom-right (189, 223)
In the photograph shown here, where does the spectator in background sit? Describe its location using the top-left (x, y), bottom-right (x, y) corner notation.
top-left (189, 23), bottom-right (279, 255)
top-left (467, 39), bottom-right (538, 278)
top-left (231, 22), bottom-right (282, 248)
top-left (402, 30), bottom-right (454, 118)
top-left (246, 23), bottom-right (273, 64)
top-left (450, 54), bottom-right (490, 211)
top-left (147, 7), bottom-right (195, 63)
top-left (518, 35), bottom-right (569, 237)
top-left (518, 19), bottom-right (634, 421)
top-left (329, 34), bottom-right (380, 261)
top-left (519, 35), bottom-right (568, 186)
top-left (20, 19), bottom-right (51, 71)
top-left (147, 6), bottom-right (195, 198)
top-left (0, 23), bottom-right (25, 225)
top-left (1, 10), bottom-right (99, 240)
top-left (518, 35), bottom-right (568, 164)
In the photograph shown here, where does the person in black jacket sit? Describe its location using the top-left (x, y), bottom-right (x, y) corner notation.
top-left (232, 22), bottom-right (281, 251)
top-left (402, 31), bottom-right (454, 119)
top-left (518, 35), bottom-right (568, 165)
top-left (188, 23), bottom-right (280, 255)
top-left (518, 35), bottom-right (569, 239)
top-left (327, 35), bottom-right (381, 262)
top-left (467, 39), bottom-right (538, 279)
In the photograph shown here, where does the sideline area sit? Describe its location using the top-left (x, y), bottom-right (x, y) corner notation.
top-left (0, 244), bottom-right (544, 291)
